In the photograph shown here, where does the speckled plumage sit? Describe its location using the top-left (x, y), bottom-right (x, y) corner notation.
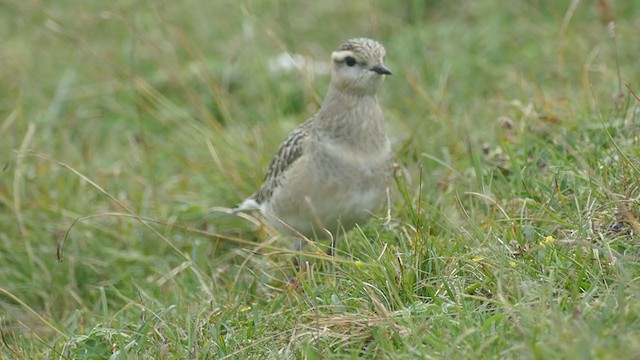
top-left (238, 38), bottom-right (394, 239)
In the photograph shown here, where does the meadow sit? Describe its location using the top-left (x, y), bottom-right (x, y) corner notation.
top-left (1, 0), bottom-right (639, 358)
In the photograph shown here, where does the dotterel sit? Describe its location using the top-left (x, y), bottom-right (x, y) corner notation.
top-left (237, 38), bottom-right (394, 243)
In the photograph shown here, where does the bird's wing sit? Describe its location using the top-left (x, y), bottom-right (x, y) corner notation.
top-left (242, 121), bottom-right (311, 207)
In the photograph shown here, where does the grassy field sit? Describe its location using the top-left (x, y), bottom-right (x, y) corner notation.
top-left (1, 0), bottom-right (639, 358)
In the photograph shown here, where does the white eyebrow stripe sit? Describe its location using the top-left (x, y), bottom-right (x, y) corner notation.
top-left (331, 50), bottom-right (355, 62)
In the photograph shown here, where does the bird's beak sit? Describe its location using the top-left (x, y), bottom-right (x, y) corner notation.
top-left (370, 64), bottom-right (392, 75)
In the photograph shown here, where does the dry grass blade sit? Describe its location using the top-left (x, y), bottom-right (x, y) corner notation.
top-left (0, 288), bottom-right (68, 340)
top-left (625, 82), bottom-right (640, 103)
top-left (20, 151), bottom-right (216, 299)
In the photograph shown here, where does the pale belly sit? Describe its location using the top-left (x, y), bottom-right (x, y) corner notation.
top-left (263, 150), bottom-right (392, 238)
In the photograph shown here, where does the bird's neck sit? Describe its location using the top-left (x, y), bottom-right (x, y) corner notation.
top-left (315, 86), bottom-right (387, 149)
top-left (321, 86), bottom-right (377, 109)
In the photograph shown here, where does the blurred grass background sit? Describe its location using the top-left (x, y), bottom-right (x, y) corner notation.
top-left (1, 0), bottom-right (639, 358)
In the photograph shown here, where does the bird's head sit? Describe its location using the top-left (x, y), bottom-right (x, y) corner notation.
top-left (330, 38), bottom-right (391, 95)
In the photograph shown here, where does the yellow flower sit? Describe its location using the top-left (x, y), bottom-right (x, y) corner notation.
top-left (509, 261), bottom-right (517, 267)
top-left (539, 235), bottom-right (555, 247)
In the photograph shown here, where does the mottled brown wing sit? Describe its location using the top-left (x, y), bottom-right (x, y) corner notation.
top-left (252, 124), bottom-right (309, 204)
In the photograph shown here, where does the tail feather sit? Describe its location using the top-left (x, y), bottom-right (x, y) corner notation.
top-left (234, 197), bottom-right (261, 212)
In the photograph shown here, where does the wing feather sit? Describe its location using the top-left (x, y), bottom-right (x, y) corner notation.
top-left (251, 121), bottom-right (311, 204)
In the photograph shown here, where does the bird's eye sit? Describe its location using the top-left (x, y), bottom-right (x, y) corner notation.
top-left (345, 56), bottom-right (357, 66)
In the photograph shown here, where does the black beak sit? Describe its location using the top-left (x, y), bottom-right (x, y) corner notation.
top-left (370, 65), bottom-right (392, 75)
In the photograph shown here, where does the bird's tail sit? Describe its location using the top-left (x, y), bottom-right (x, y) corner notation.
top-left (231, 197), bottom-right (261, 213)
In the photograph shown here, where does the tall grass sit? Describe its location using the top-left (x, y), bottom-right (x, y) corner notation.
top-left (1, 0), bottom-right (639, 358)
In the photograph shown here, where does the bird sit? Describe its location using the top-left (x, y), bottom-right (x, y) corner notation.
top-left (236, 38), bottom-right (394, 251)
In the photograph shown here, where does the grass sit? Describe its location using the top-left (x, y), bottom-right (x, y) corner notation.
top-left (1, 0), bottom-right (639, 358)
